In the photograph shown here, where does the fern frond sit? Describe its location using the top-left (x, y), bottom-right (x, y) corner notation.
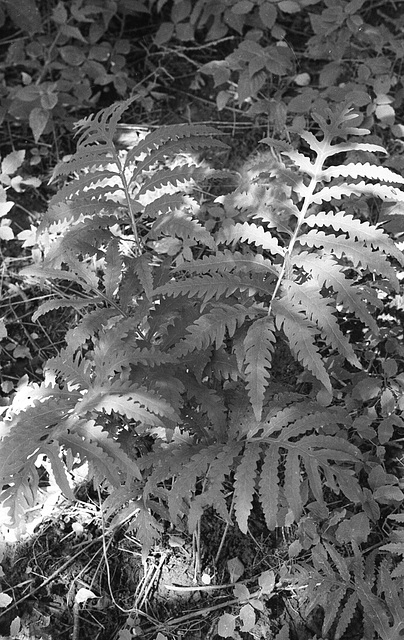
top-left (304, 210), bottom-right (404, 265)
top-left (141, 192), bottom-right (190, 220)
top-left (230, 184), bottom-right (298, 234)
top-left (137, 164), bottom-right (196, 194)
top-left (294, 540), bottom-right (361, 639)
top-left (379, 561), bottom-right (404, 629)
top-left (41, 200), bottom-right (119, 228)
top-left (74, 96), bottom-right (137, 146)
top-left (277, 410), bottom-right (342, 442)
top-left (51, 149), bottom-right (117, 181)
top-left (259, 397), bottom-right (322, 438)
top-left (355, 570), bottom-right (400, 640)
top-left (0, 386), bottom-right (142, 523)
top-left (173, 249), bottom-right (279, 277)
top-left (0, 393), bottom-right (74, 476)
top-left (178, 372), bottom-right (227, 436)
top-left (149, 209), bottom-right (216, 249)
top-left (335, 591), bottom-right (359, 639)
top-left (234, 442), bottom-right (262, 534)
top-left (43, 443), bottom-right (76, 500)
top-left (172, 303), bottom-right (254, 358)
top-left (47, 346), bottom-right (93, 388)
top-left (292, 252), bottom-right (379, 334)
top-left (273, 296), bottom-right (332, 392)
top-left (283, 279), bottom-right (361, 368)
top-left (142, 442), bottom-right (196, 497)
top-left (259, 444), bottom-right (280, 530)
top-left (167, 443), bottom-right (223, 523)
top-left (22, 263), bottom-right (90, 285)
top-left (243, 316), bottom-right (276, 420)
top-left (205, 441), bottom-right (243, 497)
top-left (80, 380), bottom-right (176, 421)
top-left (32, 297), bottom-right (96, 322)
top-left (323, 540), bottom-right (351, 581)
top-left (284, 447), bottom-right (302, 521)
top-left (322, 162), bottom-right (404, 185)
top-left (298, 230), bottom-right (398, 284)
top-left (322, 586), bottom-right (347, 637)
top-left (103, 239), bottom-right (123, 297)
top-left (64, 308), bottom-right (124, 346)
top-left (63, 420), bottom-right (140, 484)
top-left (127, 500), bottom-right (164, 561)
top-left (155, 272), bottom-right (275, 304)
top-left (129, 253), bottom-right (153, 299)
top-left (217, 221), bottom-right (285, 256)
top-left (257, 433), bottom-right (361, 529)
top-left (187, 442), bottom-right (245, 532)
top-left (380, 515), bottom-right (404, 578)
top-left (312, 180), bottom-right (404, 205)
top-left (125, 348), bottom-right (179, 368)
top-left (124, 123), bottom-right (227, 169)
top-left (0, 467), bottom-right (42, 528)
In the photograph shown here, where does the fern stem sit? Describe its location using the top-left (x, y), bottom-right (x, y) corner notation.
top-left (110, 148), bottom-right (142, 255)
top-left (268, 175), bottom-right (317, 314)
top-left (193, 520), bottom-right (201, 581)
top-left (267, 137), bottom-right (330, 316)
top-left (214, 492), bottom-right (235, 566)
top-left (97, 290), bottom-right (129, 319)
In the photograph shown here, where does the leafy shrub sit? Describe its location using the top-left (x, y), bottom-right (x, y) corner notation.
top-left (1, 96), bottom-right (404, 638)
top-left (151, 0), bottom-right (404, 145)
top-left (199, 0), bottom-right (404, 140)
top-left (2, 0), bottom-right (403, 162)
top-left (0, 0), bottom-right (137, 144)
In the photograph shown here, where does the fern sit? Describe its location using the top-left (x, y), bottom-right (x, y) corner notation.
top-left (380, 514), bottom-right (404, 578)
top-left (1, 100), bottom-right (403, 640)
top-left (156, 104), bottom-right (404, 419)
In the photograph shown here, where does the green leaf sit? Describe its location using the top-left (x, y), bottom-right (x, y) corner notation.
top-left (52, 2), bottom-right (68, 24)
top-left (0, 318), bottom-right (7, 340)
top-left (171, 0), bottom-right (191, 22)
top-left (60, 45), bottom-right (86, 66)
top-left (259, 569), bottom-right (276, 594)
top-left (259, 3), bottom-right (277, 28)
top-left (278, 0), bottom-right (301, 12)
top-left (29, 107), bottom-right (49, 143)
top-left (218, 612), bottom-right (236, 638)
top-left (60, 24), bottom-right (87, 42)
top-left (0, 592), bottom-right (12, 608)
top-left (154, 22), bottom-right (174, 46)
top-left (1, 150), bottom-right (25, 175)
top-left (232, 0), bottom-right (254, 14)
top-left (239, 603), bottom-right (256, 631)
top-left (336, 512), bottom-right (370, 544)
top-left (5, 0), bottom-right (42, 33)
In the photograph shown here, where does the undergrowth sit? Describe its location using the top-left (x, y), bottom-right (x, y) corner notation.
top-left (1, 97), bottom-right (404, 639)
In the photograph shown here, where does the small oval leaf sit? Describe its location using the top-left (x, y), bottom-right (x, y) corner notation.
top-left (29, 107), bottom-right (49, 143)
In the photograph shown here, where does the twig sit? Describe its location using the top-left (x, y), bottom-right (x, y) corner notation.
top-left (164, 582), bottom-right (234, 592)
top-left (214, 493), bottom-right (235, 566)
top-left (136, 553), bottom-right (167, 610)
top-left (72, 601), bottom-right (80, 640)
top-left (0, 535), bottom-right (104, 619)
top-left (145, 591), bottom-right (274, 632)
